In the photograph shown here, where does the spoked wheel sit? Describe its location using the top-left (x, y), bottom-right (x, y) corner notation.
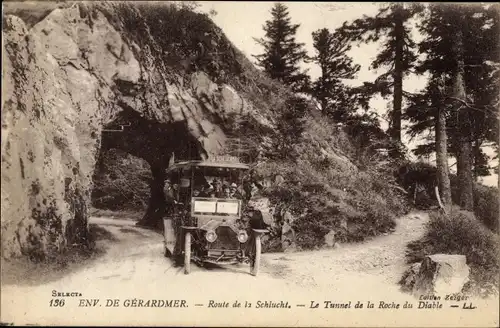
top-left (250, 234), bottom-right (261, 276)
top-left (184, 232), bottom-right (191, 275)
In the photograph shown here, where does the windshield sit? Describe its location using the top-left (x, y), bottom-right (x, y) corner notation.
top-left (166, 165), bottom-right (249, 202)
top-left (192, 166), bottom-right (247, 199)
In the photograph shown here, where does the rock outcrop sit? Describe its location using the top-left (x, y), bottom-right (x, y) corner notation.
top-left (0, 2), bottom-right (268, 259)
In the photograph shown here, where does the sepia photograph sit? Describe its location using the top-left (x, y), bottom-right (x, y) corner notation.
top-left (1, 1), bottom-right (499, 326)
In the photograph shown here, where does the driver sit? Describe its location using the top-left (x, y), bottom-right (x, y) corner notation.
top-left (164, 179), bottom-right (176, 214)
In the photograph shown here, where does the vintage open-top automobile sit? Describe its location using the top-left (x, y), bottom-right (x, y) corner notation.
top-left (162, 158), bottom-right (267, 276)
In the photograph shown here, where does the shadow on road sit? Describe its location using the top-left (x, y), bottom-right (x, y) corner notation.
top-left (1, 224), bottom-right (118, 287)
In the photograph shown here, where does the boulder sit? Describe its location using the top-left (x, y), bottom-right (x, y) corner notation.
top-left (281, 222), bottom-right (296, 252)
top-left (324, 230), bottom-right (336, 248)
top-left (281, 210), bottom-right (297, 252)
top-left (412, 254), bottom-right (470, 296)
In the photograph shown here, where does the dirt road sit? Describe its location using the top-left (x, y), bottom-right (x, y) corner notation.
top-left (2, 212), bottom-right (498, 327)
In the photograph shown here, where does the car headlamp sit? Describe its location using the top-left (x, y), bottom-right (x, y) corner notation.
top-left (205, 230), bottom-right (217, 243)
top-left (237, 230), bottom-right (248, 243)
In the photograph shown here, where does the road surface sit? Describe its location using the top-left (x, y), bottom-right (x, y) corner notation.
top-left (1, 212), bottom-right (498, 327)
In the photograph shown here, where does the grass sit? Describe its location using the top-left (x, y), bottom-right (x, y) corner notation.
top-left (404, 209), bottom-right (500, 297)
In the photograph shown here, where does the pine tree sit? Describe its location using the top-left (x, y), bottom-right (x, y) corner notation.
top-left (463, 4), bottom-right (500, 180)
top-left (310, 28), bottom-right (360, 121)
top-left (406, 4), bottom-right (499, 210)
top-left (447, 8), bottom-right (474, 210)
top-left (253, 3), bottom-right (309, 92)
top-left (408, 75), bottom-right (453, 208)
top-left (339, 4), bottom-right (422, 155)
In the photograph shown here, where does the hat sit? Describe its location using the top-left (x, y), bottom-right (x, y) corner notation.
top-left (230, 183), bottom-right (237, 188)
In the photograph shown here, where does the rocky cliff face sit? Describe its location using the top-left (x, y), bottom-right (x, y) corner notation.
top-left (1, 2), bottom-right (272, 259)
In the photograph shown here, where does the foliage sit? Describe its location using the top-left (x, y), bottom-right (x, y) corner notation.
top-left (309, 28), bottom-right (361, 122)
top-left (340, 3), bottom-right (421, 77)
top-left (452, 181), bottom-right (500, 233)
top-left (405, 210), bottom-right (500, 296)
top-left (96, 1), bottom-right (243, 84)
top-left (271, 96), bottom-right (309, 160)
top-left (91, 149), bottom-right (151, 211)
top-left (406, 4), bottom-right (499, 177)
top-left (342, 113), bottom-right (393, 160)
top-left (253, 3), bottom-right (309, 92)
top-left (339, 3), bottom-right (422, 147)
top-left (251, 113), bottom-right (409, 250)
top-left (397, 161), bottom-right (499, 232)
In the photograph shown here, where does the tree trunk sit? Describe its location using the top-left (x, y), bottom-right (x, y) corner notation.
top-left (319, 64), bottom-right (328, 115)
top-left (472, 139), bottom-right (481, 181)
top-left (137, 164), bottom-right (166, 228)
top-left (435, 106), bottom-right (452, 209)
top-left (452, 23), bottom-right (474, 211)
top-left (457, 135), bottom-right (474, 210)
top-left (390, 5), bottom-right (404, 157)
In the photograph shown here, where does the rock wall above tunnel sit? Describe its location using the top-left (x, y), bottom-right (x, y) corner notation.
top-left (1, 3), bottom-right (262, 259)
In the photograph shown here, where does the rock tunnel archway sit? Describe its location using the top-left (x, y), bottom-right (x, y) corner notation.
top-left (1, 2), bottom-right (258, 261)
top-left (98, 104), bottom-right (206, 228)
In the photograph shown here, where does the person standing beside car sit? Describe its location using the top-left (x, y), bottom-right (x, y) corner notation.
top-left (163, 179), bottom-right (177, 215)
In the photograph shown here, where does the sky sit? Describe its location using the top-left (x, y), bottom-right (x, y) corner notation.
top-left (198, 2), bottom-right (427, 87)
top-left (196, 1), bottom-right (497, 187)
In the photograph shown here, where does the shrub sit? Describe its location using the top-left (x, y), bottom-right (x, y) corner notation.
top-left (398, 162), bottom-right (499, 232)
top-left (470, 184), bottom-right (498, 232)
top-left (255, 116), bottom-right (409, 250)
top-left (405, 210), bottom-right (500, 296)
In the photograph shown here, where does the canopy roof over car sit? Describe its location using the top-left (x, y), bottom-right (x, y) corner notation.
top-left (166, 160), bottom-right (250, 173)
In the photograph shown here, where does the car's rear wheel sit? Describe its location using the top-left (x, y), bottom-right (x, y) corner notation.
top-left (251, 235), bottom-right (261, 276)
top-left (184, 232), bottom-right (191, 275)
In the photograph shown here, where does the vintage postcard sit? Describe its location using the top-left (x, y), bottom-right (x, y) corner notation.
top-left (1, 1), bottom-right (499, 327)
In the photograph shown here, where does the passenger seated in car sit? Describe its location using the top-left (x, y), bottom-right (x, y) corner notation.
top-left (223, 184), bottom-right (231, 198)
top-left (206, 186), bottom-right (216, 198)
top-left (212, 179), bottom-right (224, 198)
top-left (229, 182), bottom-right (242, 199)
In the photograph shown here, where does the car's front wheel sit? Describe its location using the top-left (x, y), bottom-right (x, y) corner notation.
top-left (184, 232), bottom-right (191, 275)
top-left (250, 234), bottom-right (261, 276)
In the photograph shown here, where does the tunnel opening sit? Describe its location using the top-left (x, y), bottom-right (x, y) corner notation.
top-left (91, 148), bottom-right (151, 213)
top-left (95, 105), bottom-right (206, 229)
